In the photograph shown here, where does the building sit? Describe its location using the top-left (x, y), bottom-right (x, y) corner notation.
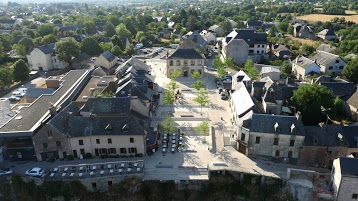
top-left (292, 55), bottom-right (320, 80)
top-left (0, 70), bottom-right (90, 161)
top-left (165, 48), bottom-right (205, 77)
top-left (299, 125), bottom-right (348, 169)
top-left (237, 113), bottom-right (305, 163)
top-left (331, 157), bottom-right (358, 201)
top-left (271, 44), bottom-right (292, 59)
top-left (317, 29), bottom-right (337, 41)
top-left (310, 51), bottom-right (346, 75)
top-left (260, 66), bottom-right (281, 81)
top-left (222, 29), bottom-right (267, 64)
top-left (95, 51), bottom-right (117, 70)
top-left (27, 43), bottom-right (67, 71)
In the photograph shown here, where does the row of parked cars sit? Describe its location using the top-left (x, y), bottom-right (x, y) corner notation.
top-left (215, 74), bottom-right (232, 100)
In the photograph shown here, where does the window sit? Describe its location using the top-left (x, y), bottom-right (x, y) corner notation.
top-left (47, 130), bottom-right (53, 137)
top-left (191, 60), bottom-right (195, 66)
top-left (339, 66), bottom-right (344, 69)
top-left (79, 140), bottom-right (84, 145)
top-left (96, 139), bottom-right (100, 144)
top-left (329, 66), bottom-right (333, 70)
top-left (169, 60), bottom-right (173, 66)
top-left (273, 138), bottom-right (279, 145)
top-left (290, 140), bottom-right (295, 147)
top-left (80, 149), bottom-right (85, 155)
top-left (275, 150), bottom-right (280, 157)
top-left (129, 147), bottom-right (137, 154)
top-left (352, 194), bottom-right (358, 199)
top-left (108, 138), bottom-right (112, 144)
top-left (255, 137), bottom-right (261, 144)
top-left (56, 141), bottom-right (61, 147)
top-left (336, 60), bottom-right (339, 63)
top-left (176, 60), bottom-right (180, 66)
top-left (241, 133), bottom-right (245, 141)
top-left (43, 143), bottom-right (48, 149)
top-left (120, 148), bottom-right (127, 154)
top-left (109, 148), bottom-right (116, 154)
top-left (130, 138), bottom-right (134, 143)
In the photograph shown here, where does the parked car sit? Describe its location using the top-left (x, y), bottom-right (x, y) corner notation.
top-left (0, 168), bottom-right (13, 176)
top-left (25, 167), bottom-right (44, 177)
top-left (220, 92), bottom-right (228, 100)
top-left (8, 96), bottom-right (21, 102)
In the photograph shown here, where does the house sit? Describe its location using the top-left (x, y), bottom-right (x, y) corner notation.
top-left (27, 43), bottom-right (67, 71)
top-left (208, 25), bottom-right (224, 36)
top-left (310, 51), bottom-right (346, 75)
top-left (331, 157), bottom-right (358, 201)
top-left (222, 29), bottom-right (267, 64)
top-left (33, 97), bottom-right (149, 161)
top-left (0, 70), bottom-right (90, 161)
top-left (271, 44), bottom-right (292, 59)
top-left (293, 24), bottom-right (316, 39)
top-left (292, 55), bottom-right (320, 80)
top-left (342, 126), bottom-right (358, 158)
top-left (299, 125), bottom-right (348, 169)
top-left (158, 28), bottom-right (171, 39)
top-left (317, 29), bottom-right (337, 41)
top-left (245, 20), bottom-right (263, 30)
top-left (260, 66), bottom-right (281, 81)
top-left (165, 48), bottom-right (205, 77)
top-left (200, 30), bottom-right (216, 44)
top-left (231, 70), bottom-right (251, 91)
top-left (236, 113), bottom-right (305, 163)
top-left (182, 31), bottom-right (207, 51)
top-left (0, 19), bottom-right (16, 29)
top-left (95, 51), bottom-right (117, 70)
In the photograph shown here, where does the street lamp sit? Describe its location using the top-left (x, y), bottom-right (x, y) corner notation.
top-left (321, 106), bottom-right (331, 126)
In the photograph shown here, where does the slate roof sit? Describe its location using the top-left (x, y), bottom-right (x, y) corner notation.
top-left (167, 48), bottom-right (205, 59)
top-left (319, 82), bottom-right (356, 98)
top-left (101, 51), bottom-right (116, 62)
top-left (338, 157), bottom-right (358, 177)
top-left (227, 29), bottom-right (267, 46)
top-left (317, 29), bottom-right (336, 36)
top-left (293, 55), bottom-right (316, 69)
top-left (80, 97), bottom-right (131, 114)
top-left (244, 114), bottom-right (305, 136)
top-left (38, 43), bottom-right (55, 54)
top-left (304, 126), bottom-right (347, 147)
top-left (342, 126), bottom-right (358, 148)
top-left (310, 51), bottom-right (341, 66)
top-left (0, 70), bottom-right (89, 134)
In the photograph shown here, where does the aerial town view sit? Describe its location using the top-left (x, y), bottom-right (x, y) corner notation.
top-left (0, 0), bottom-right (358, 200)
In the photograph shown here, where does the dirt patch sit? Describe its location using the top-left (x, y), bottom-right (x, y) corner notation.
top-left (297, 13), bottom-right (358, 23)
top-left (286, 35), bottom-right (318, 46)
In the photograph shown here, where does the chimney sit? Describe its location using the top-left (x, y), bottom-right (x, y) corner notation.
top-left (295, 111), bottom-right (302, 121)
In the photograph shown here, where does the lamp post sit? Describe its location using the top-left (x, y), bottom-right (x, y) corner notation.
top-left (321, 106), bottom-right (331, 126)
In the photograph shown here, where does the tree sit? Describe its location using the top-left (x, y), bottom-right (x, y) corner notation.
top-left (193, 89), bottom-right (211, 116)
top-left (40, 34), bottom-right (57, 45)
top-left (12, 59), bottom-right (30, 81)
top-left (0, 68), bottom-right (13, 87)
top-left (343, 57), bottom-right (358, 84)
top-left (195, 121), bottom-right (210, 136)
top-left (116, 23), bottom-right (132, 39)
top-left (244, 59), bottom-right (259, 80)
top-left (104, 22), bottom-right (116, 37)
top-left (54, 37), bottom-right (80, 67)
top-left (192, 80), bottom-right (204, 90)
top-left (111, 45), bottom-right (123, 56)
top-left (161, 116), bottom-right (175, 134)
top-left (191, 71), bottom-right (201, 80)
top-left (37, 23), bottom-right (57, 37)
top-left (80, 37), bottom-right (102, 56)
top-left (291, 84), bottom-right (335, 124)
